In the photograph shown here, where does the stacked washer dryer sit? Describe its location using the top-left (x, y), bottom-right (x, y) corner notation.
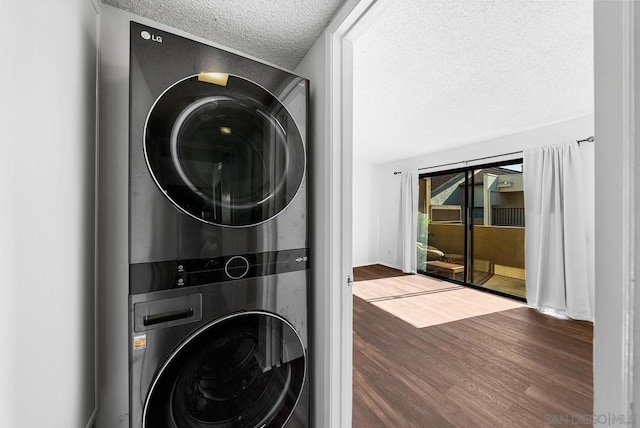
top-left (128, 21), bottom-right (309, 428)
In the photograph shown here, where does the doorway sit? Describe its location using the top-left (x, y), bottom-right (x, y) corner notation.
top-left (307, 0), bottom-right (635, 425)
top-left (417, 160), bottom-right (526, 300)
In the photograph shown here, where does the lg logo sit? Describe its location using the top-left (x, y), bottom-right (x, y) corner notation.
top-left (141, 30), bottom-right (162, 43)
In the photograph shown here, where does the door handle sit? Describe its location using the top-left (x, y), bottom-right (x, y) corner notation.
top-left (143, 308), bottom-right (194, 326)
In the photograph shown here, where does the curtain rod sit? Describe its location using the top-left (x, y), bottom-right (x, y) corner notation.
top-left (392, 150), bottom-right (522, 175)
top-left (576, 136), bottom-right (595, 146)
top-left (392, 136), bottom-right (595, 175)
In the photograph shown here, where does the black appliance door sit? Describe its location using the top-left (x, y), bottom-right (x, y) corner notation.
top-left (144, 73), bottom-right (305, 227)
top-left (143, 312), bottom-right (306, 428)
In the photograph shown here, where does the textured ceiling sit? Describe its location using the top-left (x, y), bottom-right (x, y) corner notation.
top-left (102, 0), bottom-right (345, 70)
top-left (353, 0), bottom-right (594, 164)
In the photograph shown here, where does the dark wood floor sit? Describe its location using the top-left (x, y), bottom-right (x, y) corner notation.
top-left (353, 265), bottom-right (594, 428)
top-left (354, 264), bottom-right (411, 281)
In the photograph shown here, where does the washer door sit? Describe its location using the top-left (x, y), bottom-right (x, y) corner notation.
top-left (144, 74), bottom-right (305, 227)
top-left (143, 312), bottom-right (306, 428)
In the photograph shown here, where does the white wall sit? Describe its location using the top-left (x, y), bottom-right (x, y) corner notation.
top-left (352, 160), bottom-right (380, 266)
top-left (593, 1), bottom-right (634, 420)
top-left (635, 2), bottom-right (640, 419)
top-left (96, 6), bottom-right (131, 427)
top-left (0, 0), bottom-right (99, 426)
top-left (296, 3), bottom-right (368, 426)
top-left (295, 29), bottom-right (331, 428)
top-left (373, 116), bottom-right (594, 270)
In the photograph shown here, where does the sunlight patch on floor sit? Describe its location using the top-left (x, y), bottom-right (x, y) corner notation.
top-left (353, 274), bottom-right (524, 328)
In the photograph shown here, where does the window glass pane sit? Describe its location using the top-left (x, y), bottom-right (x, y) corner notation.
top-left (417, 171), bottom-right (465, 281)
top-left (470, 163), bottom-right (526, 298)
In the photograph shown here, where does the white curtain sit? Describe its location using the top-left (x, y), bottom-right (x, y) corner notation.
top-left (400, 170), bottom-right (418, 273)
top-left (523, 141), bottom-right (595, 321)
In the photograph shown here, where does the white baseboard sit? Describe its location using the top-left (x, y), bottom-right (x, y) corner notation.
top-left (378, 262), bottom-right (402, 271)
top-left (352, 261), bottom-right (403, 271)
top-left (352, 262), bottom-right (379, 268)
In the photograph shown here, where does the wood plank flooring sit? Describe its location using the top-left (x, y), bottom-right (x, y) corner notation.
top-left (352, 265), bottom-right (594, 428)
top-left (353, 265), bottom-right (523, 328)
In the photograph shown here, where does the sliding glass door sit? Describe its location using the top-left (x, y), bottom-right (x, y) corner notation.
top-left (417, 160), bottom-right (526, 300)
top-left (417, 169), bottom-right (468, 281)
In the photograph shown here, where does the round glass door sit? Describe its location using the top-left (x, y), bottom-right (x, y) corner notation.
top-left (143, 312), bottom-right (306, 428)
top-left (144, 74), bottom-right (305, 227)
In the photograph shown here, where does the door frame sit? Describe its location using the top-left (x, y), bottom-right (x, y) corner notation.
top-left (327, 0), bottom-right (638, 425)
top-left (323, 0), bottom-right (391, 426)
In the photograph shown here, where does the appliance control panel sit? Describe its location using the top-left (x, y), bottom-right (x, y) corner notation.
top-left (130, 248), bottom-right (309, 294)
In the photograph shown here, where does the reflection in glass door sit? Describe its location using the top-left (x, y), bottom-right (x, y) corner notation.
top-left (417, 160), bottom-right (526, 300)
top-left (417, 170), bottom-right (468, 282)
top-left (468, 163), bottom-right (526, 298)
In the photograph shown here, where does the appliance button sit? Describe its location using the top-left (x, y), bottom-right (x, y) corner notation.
top-left (225, 256), bottom-right (250, 280)
top-left (176, 275), bottom-right (187, 287)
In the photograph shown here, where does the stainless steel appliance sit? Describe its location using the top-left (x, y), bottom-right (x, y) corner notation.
top-left (129, 250), bottom-right (309, 427)
top-left (128, 21), bottom-right (310, 428)
top-left (129, 21), bottom-right (308, 264)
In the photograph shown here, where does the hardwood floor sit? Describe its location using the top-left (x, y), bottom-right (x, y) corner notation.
top-left (352, 268), bottom-right (523, 328)
top-left (352, 265), bottom-right (594, 428)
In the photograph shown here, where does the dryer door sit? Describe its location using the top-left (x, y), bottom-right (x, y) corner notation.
top-left (143, 311), bottom-right (306, 428)
top-left (144, 74), bottom-right (305, 227)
